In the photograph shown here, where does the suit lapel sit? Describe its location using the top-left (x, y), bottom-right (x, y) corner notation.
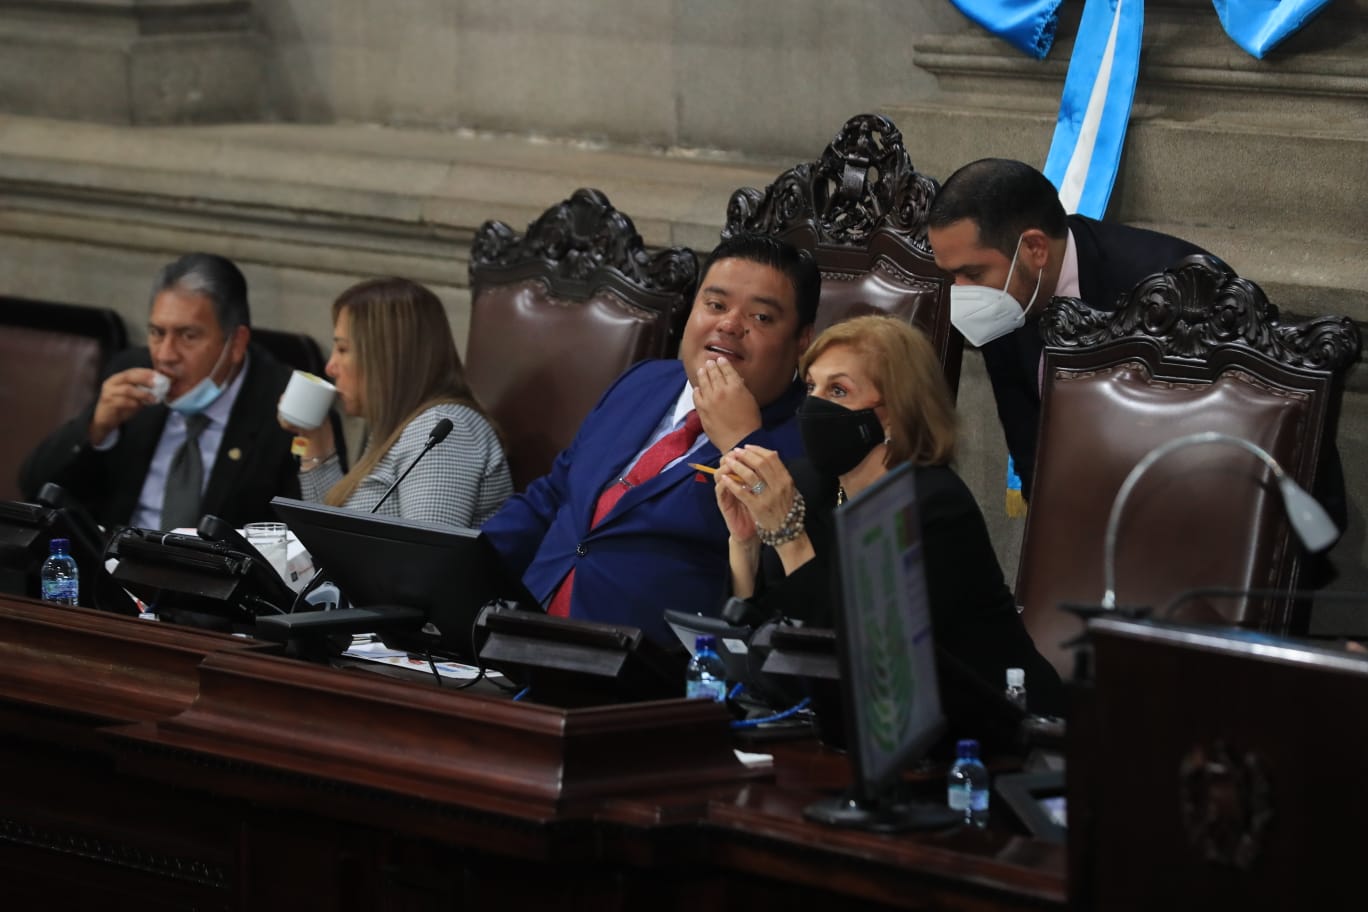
top-left (606, 437), bottom-right (717, 520)
top-left (201, 358), bottom-right (263, 518)
top-left (1067, 214), bottom-right (1109, 308)
top-left (571, 365), bottom-right (685, 530)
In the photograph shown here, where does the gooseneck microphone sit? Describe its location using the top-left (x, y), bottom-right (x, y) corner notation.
top-left (371, 417), bottom-right (454, 515)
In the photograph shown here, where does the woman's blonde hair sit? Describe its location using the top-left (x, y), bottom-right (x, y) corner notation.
top-left (798, 315), bottom-right (957, 467)
top-left (325, 277), bottom-right (487, 507)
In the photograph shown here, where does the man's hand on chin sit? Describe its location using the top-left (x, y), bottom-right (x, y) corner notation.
top-left (693, 357), bottom-right (762, 452)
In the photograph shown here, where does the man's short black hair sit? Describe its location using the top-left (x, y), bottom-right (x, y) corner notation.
top-left (150, 253), bottom-right (251, 333)
top-left (928, 159), bottom-right (1069, 257)
top-left (701, 234), bottom-right (821, 330)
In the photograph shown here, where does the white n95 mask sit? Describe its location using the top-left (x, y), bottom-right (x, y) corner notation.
top-left (949, 234), bottom-right (1043, 347)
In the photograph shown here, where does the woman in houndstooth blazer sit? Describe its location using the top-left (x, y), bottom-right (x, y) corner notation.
top-left (285, 277), bottom-right (511, 528)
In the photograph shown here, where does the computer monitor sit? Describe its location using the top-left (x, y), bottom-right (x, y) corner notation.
top-left (267, 497), bottom-right (539, 662)
top-left (803, 462), bottom-right (959, 832)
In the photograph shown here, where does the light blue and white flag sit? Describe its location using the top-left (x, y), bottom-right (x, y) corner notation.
top-left (1041, 0), bottom-right (1144, 217)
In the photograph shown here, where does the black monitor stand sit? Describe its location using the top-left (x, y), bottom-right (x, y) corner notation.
top-left (805, 789), bottom-right (960, 834)
top-left (254, 605), bottom-right (427, 661)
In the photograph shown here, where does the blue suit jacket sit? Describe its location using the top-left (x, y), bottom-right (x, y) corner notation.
top-left (482, 359), bottom-right (806, 643)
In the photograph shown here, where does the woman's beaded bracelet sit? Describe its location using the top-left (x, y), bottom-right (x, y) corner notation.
top-left (755, 491), bottom-right (807, 548)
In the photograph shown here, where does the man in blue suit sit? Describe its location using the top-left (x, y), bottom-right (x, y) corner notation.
top-left (482, 235), bottom-right (820, 643)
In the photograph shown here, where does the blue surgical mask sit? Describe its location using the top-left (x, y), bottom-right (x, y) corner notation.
top-left (166, 336), bottom-right (233, 415)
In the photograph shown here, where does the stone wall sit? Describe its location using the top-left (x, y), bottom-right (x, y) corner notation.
top-left (255, 0), bottom-right (965, 155)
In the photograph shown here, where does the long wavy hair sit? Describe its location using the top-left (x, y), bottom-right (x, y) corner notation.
top-left (799, 315), bottom-right (957, 467)
top-left (325, 277), bottom-right (487, 507)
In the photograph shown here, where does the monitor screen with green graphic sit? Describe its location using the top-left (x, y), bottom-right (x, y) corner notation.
top-left (832, 460), bottom-right (944, 803)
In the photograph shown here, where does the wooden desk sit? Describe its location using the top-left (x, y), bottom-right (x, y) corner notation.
top-left (0, 595), bottom-right (1065, 910)
top-left (1070, 617), bottom-right (1368, 911)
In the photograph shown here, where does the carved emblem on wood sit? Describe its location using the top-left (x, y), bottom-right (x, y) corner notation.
top-left (722, 113), bottom-right (939, 251)
top-left (1178, 741), bottom-right (1273, 870)
top-left (1042, 255), bottom-right (1361, 372)
top-left (470, 188), bottom-right (698, 296)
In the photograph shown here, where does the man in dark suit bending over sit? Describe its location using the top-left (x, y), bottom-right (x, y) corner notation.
top-left (20, 253), bottom-right (300, 530)
top-left (483, 235), bottom-right (819, 643)
top-left (926, 158), bottom-right (1208, 501)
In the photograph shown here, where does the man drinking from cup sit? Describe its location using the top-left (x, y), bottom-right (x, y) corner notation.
top-left (20, 253), bottom-right (303, 530)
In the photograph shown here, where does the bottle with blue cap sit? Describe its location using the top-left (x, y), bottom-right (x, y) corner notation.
top-left (947, 738), bottom-right (989, 827)
top-left (684, 635), bottom-right (727, 701)
top-left (40, 537), bottom-right (80, 606)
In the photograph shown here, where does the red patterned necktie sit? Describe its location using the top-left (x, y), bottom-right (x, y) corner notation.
top-left (546, 410), bottom-right (704, 617)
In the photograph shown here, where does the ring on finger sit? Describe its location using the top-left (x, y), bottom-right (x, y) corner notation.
top-left (750, 481), bottom-right (767, 495)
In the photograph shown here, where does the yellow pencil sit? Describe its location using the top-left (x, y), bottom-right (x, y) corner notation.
top-left (688, 462), bottom-right (741, 482)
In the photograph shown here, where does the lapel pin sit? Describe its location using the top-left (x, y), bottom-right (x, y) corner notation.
top-left (228, 447), bottom-right (242, 461)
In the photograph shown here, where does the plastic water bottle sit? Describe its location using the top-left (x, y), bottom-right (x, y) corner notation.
top-left (947, 738), bottom-right (989, 827)
top-left (1005, 667), bottom-right (1027, 711)
top-left (685, 635), bottom-right (727, 701)
top-left (40, 537), bottom-right (80, 606)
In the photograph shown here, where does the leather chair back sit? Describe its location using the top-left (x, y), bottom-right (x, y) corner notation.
top-left (252, 327), bottom-right (328, 377)
top-left (467, 189), bottom-right (698, 491)
top-left (1016, 257), bottom-right (1360, 678)
top-left (0, 297), bottom-right (127, 501)
top-left (723, 114), bottom-right (961, 395)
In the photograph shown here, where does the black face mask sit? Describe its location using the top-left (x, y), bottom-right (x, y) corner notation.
top-left (798, 396), bottom-right (886, 477)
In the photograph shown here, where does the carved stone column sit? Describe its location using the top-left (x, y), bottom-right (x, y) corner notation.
top-left (0, 0), bottom-right (263, 124)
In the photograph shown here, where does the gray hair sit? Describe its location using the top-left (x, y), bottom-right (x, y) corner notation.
top-left (149, 253), bottom-right (251, 333)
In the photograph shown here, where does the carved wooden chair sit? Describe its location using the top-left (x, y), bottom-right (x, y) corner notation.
top-left (253, 327), bottom-right (328, 378)
top-left (466, 188), bottom-right (699, 491)
top-left (722, 114), bottom-right (961, 395)
top-left (0, 296), bottom-right (127, 501)
top-left (1016, 256), bottom-right (1360, 678)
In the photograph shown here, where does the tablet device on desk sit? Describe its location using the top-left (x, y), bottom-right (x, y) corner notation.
top-left (269, 497), bottom-right (539, 661)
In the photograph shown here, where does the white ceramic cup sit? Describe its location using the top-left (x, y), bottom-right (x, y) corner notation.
top-left (143, 372), bottom-right (172, 403)
top-left (244, 522), bottom-right (290, 581)
top-left (278, 370), bottom-right (337, 430)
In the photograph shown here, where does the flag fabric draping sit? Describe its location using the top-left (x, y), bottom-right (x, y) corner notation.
top-left (1212, 0), bottom-right (1332, 59)
top-left (947, 0), bottom-right (1063, 59)
top-left (1042, 0), bottom-right (1144, 218)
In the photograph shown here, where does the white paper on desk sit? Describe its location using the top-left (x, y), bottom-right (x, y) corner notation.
top-left (342, 646), bottom-right (495, 681)
top-left (734, 750), bottom-right (773, 769)
top-left (346, 640), bottom-right (408, 659)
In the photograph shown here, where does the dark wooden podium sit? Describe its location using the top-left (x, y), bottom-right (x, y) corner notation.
top-left (0, 594), bottom-right (1063, 910)
top-left (1071, 616), bottom-right (1368, 911)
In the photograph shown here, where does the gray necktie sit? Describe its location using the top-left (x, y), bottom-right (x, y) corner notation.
top-left (160, 413), bottom-right (211, 530)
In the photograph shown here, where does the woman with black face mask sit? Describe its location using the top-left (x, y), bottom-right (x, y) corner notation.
top-left (714, 316), bottom-right (1062, 716)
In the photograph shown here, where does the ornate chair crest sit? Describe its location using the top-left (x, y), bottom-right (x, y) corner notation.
top-left (470, 187), bottom-right (698, 328)
top-left (1042, 254), bottom-right (1359, 373)
top-left (721, 114), bottom-right (961, 395)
